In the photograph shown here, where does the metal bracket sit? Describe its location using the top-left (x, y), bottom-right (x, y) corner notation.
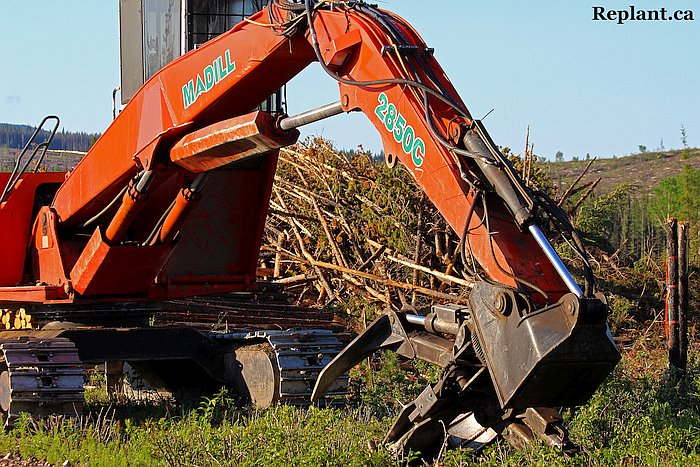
top-left (409, 385), bottom-right (439, 421)
top-left (469, 280), bottom-right (620, 408)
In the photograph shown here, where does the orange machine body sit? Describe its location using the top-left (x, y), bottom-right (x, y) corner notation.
top-left (0, 172), bottom-right (66, 293)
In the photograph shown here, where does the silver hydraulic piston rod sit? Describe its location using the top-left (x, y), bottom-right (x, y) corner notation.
top-left (405, 314), bottom-right (427, 326)
top-left (529, 224), bottom-right (584, 298)
top-left (278, 101), bottom-right (345, 130)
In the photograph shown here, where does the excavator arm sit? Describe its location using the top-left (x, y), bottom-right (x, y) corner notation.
top-left (2, 0), bottom-right (618, 457)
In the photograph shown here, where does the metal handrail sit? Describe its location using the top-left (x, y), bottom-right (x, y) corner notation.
top-left (0, 115), bottom-right (60, 203)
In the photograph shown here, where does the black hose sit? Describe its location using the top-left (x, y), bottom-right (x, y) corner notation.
top-left (273, 0), bottom-right (306, 11)
top-left (143, 198), bottom-right (177, 246)
top-left (267, 0), bottom-right (309, 36)
top-left (359, 5), bottom-right (470, 117)
top-left (460, 190), bottom-right (482, 278)
top-left (80, 184), bottom-right (130, 229)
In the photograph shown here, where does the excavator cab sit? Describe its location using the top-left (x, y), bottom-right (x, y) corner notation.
top-left (119, 0), bottom-right (280, 111)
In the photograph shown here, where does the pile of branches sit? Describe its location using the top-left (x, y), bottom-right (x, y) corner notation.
top-left (259, 138), bottom-right (471, 323)
top-left (259, 138), bottom-right (609, 326)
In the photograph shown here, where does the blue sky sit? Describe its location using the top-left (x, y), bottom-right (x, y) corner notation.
top-left (0, 1), bottom-right (697, 160)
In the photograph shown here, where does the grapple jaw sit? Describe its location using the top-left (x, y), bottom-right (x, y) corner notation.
top-left (468, 282), bottom-right (621, 409)
top-left (312, 280), bottom-right (620, 459)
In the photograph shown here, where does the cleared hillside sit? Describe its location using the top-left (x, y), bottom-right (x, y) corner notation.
top-left (545, 149), bottom-right (700, 197)
top-left (0, 147), bottom-right (83, 172)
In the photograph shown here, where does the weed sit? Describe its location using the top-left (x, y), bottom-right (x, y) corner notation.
top-left (348, 351), bottom-right (438, 419)
top-left (608, 294), bottom-right (636, 333)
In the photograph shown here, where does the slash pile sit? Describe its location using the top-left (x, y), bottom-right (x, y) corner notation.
top-left (260, 138), bottom-right (471, 325)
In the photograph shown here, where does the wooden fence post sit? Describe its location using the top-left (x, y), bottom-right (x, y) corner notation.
top-left (666, 218), bottom-right (680, 368)
top-left (678, 222), bottom-right (689, 370)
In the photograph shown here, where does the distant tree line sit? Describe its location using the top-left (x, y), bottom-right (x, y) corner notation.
top-left (0, 123), bottom-right (100, 152)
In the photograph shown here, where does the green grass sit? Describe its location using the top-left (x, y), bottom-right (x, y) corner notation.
top-left (0, 403), bottom-right (393, 466)
top-left (1, 348), bottom-right (699, 466)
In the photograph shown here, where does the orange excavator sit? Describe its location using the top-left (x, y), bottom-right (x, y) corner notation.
top-left (0, 0), bottom-right (619, 458)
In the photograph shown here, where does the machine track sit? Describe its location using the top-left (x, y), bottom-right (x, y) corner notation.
top-left (0, 337), bottom-right (84, 426)
top-left (217, 330), bottom-right (349, 405)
